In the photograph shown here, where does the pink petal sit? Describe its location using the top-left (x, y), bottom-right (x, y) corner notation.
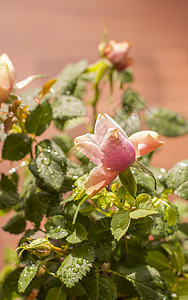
top-left (85, 165), bottom-right (118, 197)
top-left (94, 113), bottom-right (127, 145)
top-left (129, 131), bottom-right (165, 157)
top-left (74, 133), bottom-right (101, 165)
top-left (100, 128), bottom-right (136, 172)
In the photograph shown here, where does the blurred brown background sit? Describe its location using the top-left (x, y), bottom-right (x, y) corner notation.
top-left (0, 0), bottom-right (188, 268)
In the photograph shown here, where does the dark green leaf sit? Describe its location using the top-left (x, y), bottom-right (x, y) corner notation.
top-left (2, 133), bottom-right (32, 161)
top-left (66, 223), bottom-right (87, 243)
top-left (146, 107), bottom-right (188, 137)
top-left (25, 192), bottom-right (47, 227)
top-left (3, 267), bottom-right (23, 300)
top-left (83, 274), bottom-right (117, 300)
top-left (114, 110), bottom-right (141, 136)
top-left (121, 87), bottom-right (146, 112)
top-left (111, 210), bottom-right (130, 241)
top-left (25, 101), bottom-right (52, 136)
top-left (146, 251), bottom-right (171, 271)
top-left (29, 140), bottom-right (67, 192)
top-left (18, 263), bottom-right (39, 293)
top-left (0, 191), bottom-right (20, 210)
top-left (0, 173), bottom-right (18, 192)
top-left (45, 215), bottom-right (69, 239)
top-left (117, 265), bottom-right (170, 300)
top-left (52, 134), bottom-right (74, 154)
top-left (166, 160), bottom-right (188, 200)
top-left (63, 282), bottom-right (86, 297)
top-left (45, 287), bottom-right (67, 300)
top-left (3, 213), bottom-right (26, 234)
top-left (128, 216), bottom-right (153, 237)
top-left (119, 167), bottom-right (137, 197)
top-left (52, 95), bottom-right (86, 122)
top-left (56, 243), bottom-right (95, 287)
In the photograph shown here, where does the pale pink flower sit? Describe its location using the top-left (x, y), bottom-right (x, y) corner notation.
top-left (103, 40), bottom-right (133, 71)
top-left (74, 113), bottom-right (164, 197)
top-left (0, 53), bottom-right (15, 104)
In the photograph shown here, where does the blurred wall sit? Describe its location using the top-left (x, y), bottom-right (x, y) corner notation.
top-left (0, 0), bottom-right (188, 268)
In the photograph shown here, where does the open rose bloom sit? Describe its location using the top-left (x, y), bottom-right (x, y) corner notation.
top-left (74, 113), bottom-right (164, 197)
top-left (0, 53), bottom-right (15, 104)
top-left (103, 40), bottom-right (133, 71)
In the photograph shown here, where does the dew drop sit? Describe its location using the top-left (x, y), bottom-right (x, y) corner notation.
top-left (42, 157), bottom-right (51, 166)
top-left (73, 268), bottom-right (79, 273)
top-left (54, 151), bottom-right (59, 156)
top-left (37, 167), bottom-right (42, 173)
top-left (77, 258), bottom-right (83, 265)
top-left (55, 226), bottom-right (61, 233)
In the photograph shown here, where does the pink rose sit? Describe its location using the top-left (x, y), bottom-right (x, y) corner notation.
top-left (0, 53), bottom-right (15, 105)
top-left (104, 40), bottom-right (133, 71)
top-left (74, 113), bottom-right (164, 197)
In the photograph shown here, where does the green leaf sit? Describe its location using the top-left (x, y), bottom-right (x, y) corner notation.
top-left (166, 206), bottom-right (177, 226)
top-left (2, 133), bottom-right (32, 161)
top-left (119, 68), bottom-right (133, 83)
top-left (45, 215), bottom-right (69, 239)
top-left (25, 101), bottom-right (52, 136)
top-left (2, 213), bottom-right (26, 234)
top-left (111, 210), bottom-right (130, 241)
top-left (45, 287), bottom-right (67, 300)
top-left (3, 267), bottom-right (23, 300)
top-left (114, 110), bottom-right (141, 136)
top-left (52, 95), bottom-right (86, 123)
top-left (119, 167), bottom-right (137, 197)
top-left (29, 140), bottom-right (67, 192)
top-left (83, 274), bottom-right (117, 300)
top-left (146, 107), bottom-right (188, 137)
top-left (18, 263), bottom-right (39, 293)
top-left (52, 134), bottom-right (74, 154)
top-left (66, 223), bottom-right (87, 243)
top-left (0, 191), bottom-right (20, 210)
top-left (121, 87), bottom-right (146, 113)
top-left (146, 251), bottom-right (171, 271)
top-left (166, 160), bottom-right (188, 200)
top-left (52, 60), bottom-right (87, 95)
top-left (19, 88), bottom-right (40, 110)
top-left (56, 243), bottom-right (95, 288)
top-left (0, 173), bottom-right (18, 193)
top-left (117, 265), bottom-right (170, 300)
top-left (130, 193), bottom-right (157, 219)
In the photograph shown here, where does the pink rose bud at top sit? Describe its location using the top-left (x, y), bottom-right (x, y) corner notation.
top-left (74, 114), bottom-right (164, 197)
top-left (0, 53), bottom-right (15, 104)
top-left (129, 131), bottom-right (165, 158)
top-left (103, 40), bottom-right (133, 70)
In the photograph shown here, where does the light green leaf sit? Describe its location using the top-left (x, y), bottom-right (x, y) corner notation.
top-left (114, 110), bottom-right (141, 136)
top-left (18, 263), bottom-right (39, 293)
top-left (83, 274), bottom-right (117, 300)
top-left (56, 244), bottom-right (95, 288)
top-left (2, 133), bottom-right (32, 161)
top-left (130, 193), bottom-right (157, 219)
top-left (111, 210), bottom-right (130, 241)
top-left (45, 287), bottom-right (67, 300)
top-left (130, 209), bottom-right (157, 219)
top-left (66, 223), bottom-right (87, 243)
top-left (121, 87), bottom-right (146, 113)
top-left (119, 68), bottom-right (133, 84)
top-left (146, 107), bottom-right (188, 137)
top-left (45, 215), bottom-right (69, 239)
top-left (166, 160), bottom-right (188, 200)
top-left (52, 95), bottom-right (86, 124)
top-left (25, 101), bottom-right (52, 136)
top-left (166, 206), bottom-right (177, 226)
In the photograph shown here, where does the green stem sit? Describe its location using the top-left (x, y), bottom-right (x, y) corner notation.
top-left (72, 195), bottom-right (89, 224)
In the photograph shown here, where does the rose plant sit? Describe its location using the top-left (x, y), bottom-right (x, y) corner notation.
top-left (0, 37), bottom-right (188, 300)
